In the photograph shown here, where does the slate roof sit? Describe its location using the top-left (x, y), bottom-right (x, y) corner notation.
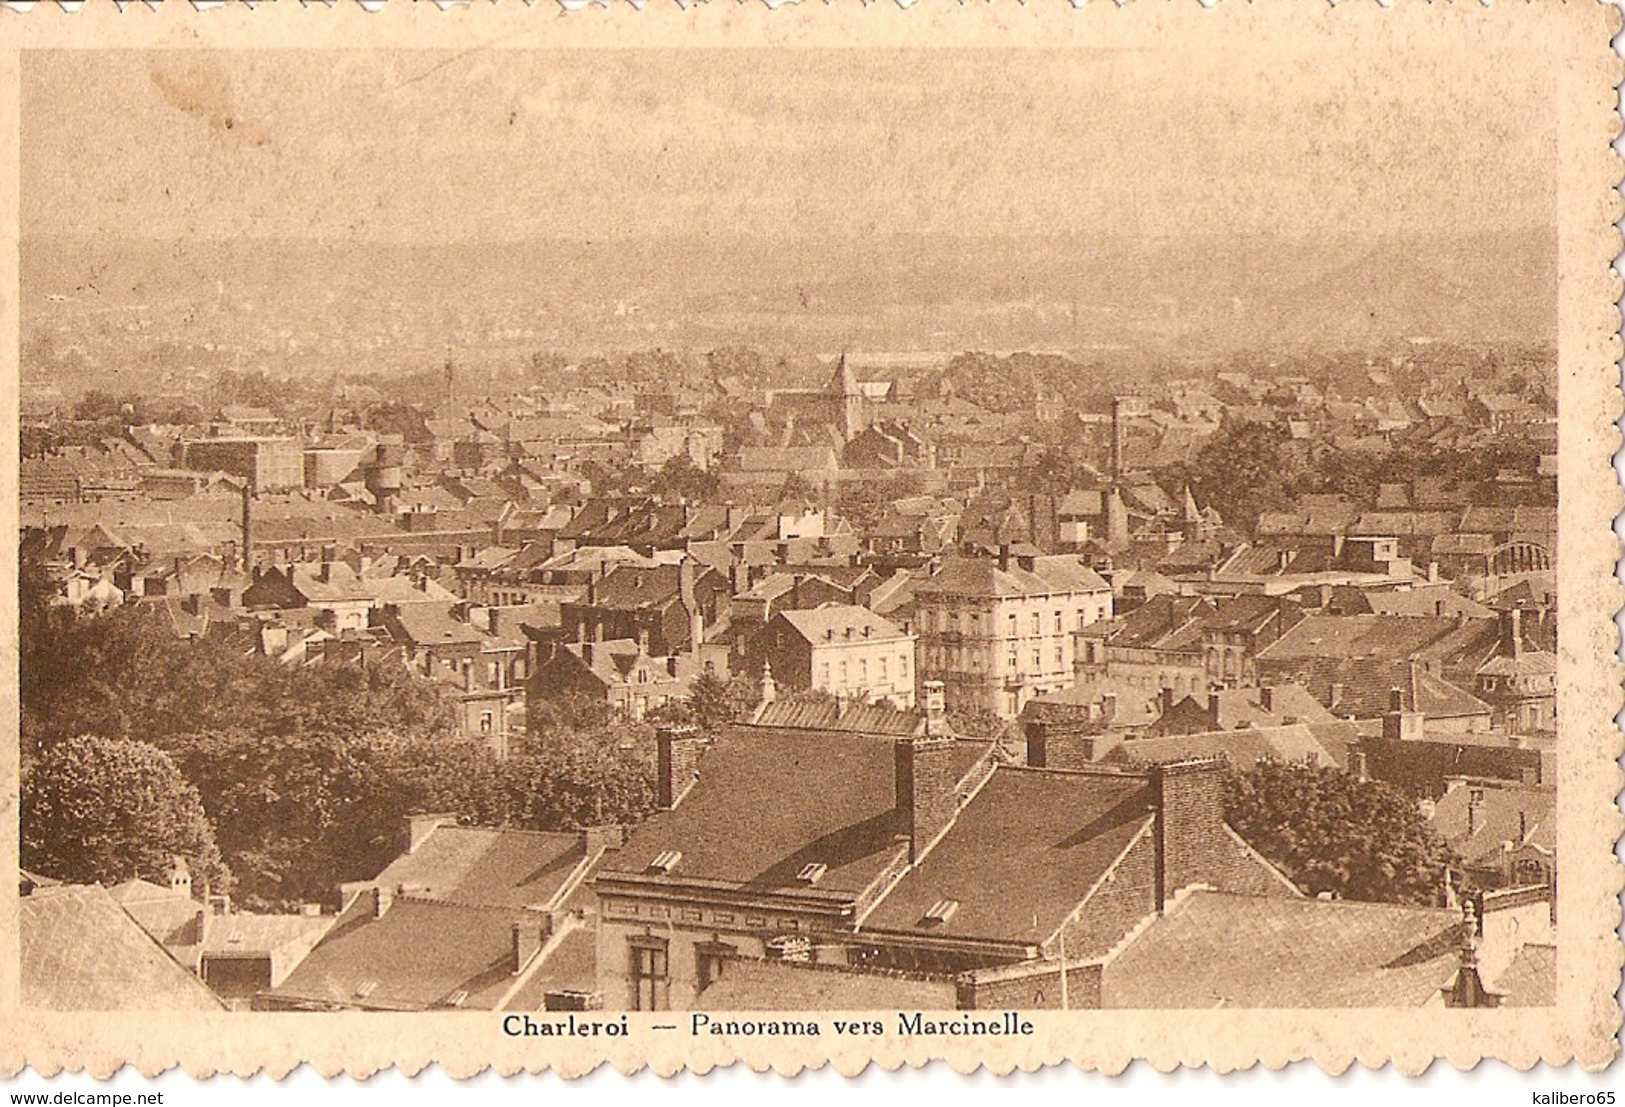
top-left (736, 446), bottom-right (840, 472)
top-left (778, 605), bottom-right (911, 645)
top-left (1490, 943), bottom-right (1556, 1007)
top-left (21, 885), bottom-right (226, 1011)
top-left (1107, 725), bottom-right (1338, 771)
top-left (384, 604), bottom-right (489, 649)
top-left (372, 827), bottom-right (589, 911)
top-left (264, 896), bottom-right (531, 1010)
top-left (916, 555), bottom-right (1109, 600)
top-left (857, 766), bottom-right (1153, 946)
top-left (589, 564), bottom-right (684, 610)
top-left (1022, 679), bottom-right (1162, 729)
top-left (599, 728), bottom-right (989, 895)
top-left (751, 697), bottom-right (925, 736)
top-left (1365, 589), bottom-right (1495, 620)
top-left (263, 826), bottom-right (595, 1011)
top-left (1103, 595), bottom-right (1216, 652)
top-left (1258, 614), bottom-right (1463, 662)
top-left (112, 882), bottom-right (332, 974)
top-left (1430, 783), bottom-right (1555, 867)
top-left (1102, 891), bottom-right (1464, 1008)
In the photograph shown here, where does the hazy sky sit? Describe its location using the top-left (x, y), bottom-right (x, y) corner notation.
top-left (22, 45), bottom-right (1555, 244)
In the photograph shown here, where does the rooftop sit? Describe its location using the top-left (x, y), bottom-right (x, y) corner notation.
top-left (1103, 890), bottom-right (1464, 1008)
top-left (857, 766), bottom-right (1153, 946)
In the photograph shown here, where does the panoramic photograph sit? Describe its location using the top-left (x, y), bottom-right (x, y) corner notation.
top-left (17, 42), bottom-right (1559, 1016)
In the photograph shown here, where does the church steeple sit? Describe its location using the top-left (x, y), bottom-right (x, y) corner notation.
top-left (828, 352), bottom-right (866, 441)
top-left (829, 351), bottom-right (860, 398)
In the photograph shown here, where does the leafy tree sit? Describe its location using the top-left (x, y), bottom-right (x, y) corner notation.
top-left (1224, 760), bottom-right (1458, 906)
top-left (1184, 417), bottom-right (1300, 534)
top-left (501, 730), bottom-right (657, 832)
top-left (650, 453), bottom-right (719, 503)
top-left (72, 389), bottom-right (125, 422)
top-left (173, 728), bottom-right (505, 911)
top-left (21, 735), bottom-right (229, 891)
top-left (364, 401), bottom-right (433, 445)
top-left (945, 706), bottom-right (1010, 740)
top-left (683, 671), bottom-right (761, 736)
top-left (19, 574), bottom-right (456, 756)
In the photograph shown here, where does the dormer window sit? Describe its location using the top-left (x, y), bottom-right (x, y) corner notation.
top-left (796, 863), bottom-right (828, 885)
top-left (922, 899), bottom-right (960, 926)
top-left (649, 850), bottom-right (683, 874)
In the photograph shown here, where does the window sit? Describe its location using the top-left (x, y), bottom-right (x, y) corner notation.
top-left (820, 662), bottom-right (831, 687)
top-left (859, 658), bottom-right (868, 682)
top-left (1055, 644), bottom-right (1064, 667)
top-left (1054, 611), bottom-right (1063, 633)
top-left (1031, 613), bottom-right (1041, 636)
top-left (879, 656), bottom-right (888, 681)
top-left (899, 654), bottom-right (909, 677)
top-left (1007, 613), bottom-right (1017, 637)
top-left (1006, 647), bottom-right (1018, 672)
top-left (629, 937), bottom-right (669, 1011)
top-left (696, 941), bottom-right (737, 994)
top-left (479, 711), bottom-right (493, 735)
top-left (839, 660), bottom-right (849, 685)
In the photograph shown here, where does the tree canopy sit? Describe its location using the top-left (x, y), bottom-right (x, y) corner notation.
top-left (1224, 760), bottom-right (1458, 906)
top-left (20, 565), bottom-right (457, 758)
top-left (22, 734), bottom-right (229, 892)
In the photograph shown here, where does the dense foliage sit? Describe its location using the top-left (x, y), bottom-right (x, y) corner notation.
top-left (22, 734), bottom-right (229, 892)
top-left (20, 560), bottom-right (457, 759)
top-left (1224, 760), bottom-right (1459, 906)
top-left (20, 561), bottom-right (661, 910)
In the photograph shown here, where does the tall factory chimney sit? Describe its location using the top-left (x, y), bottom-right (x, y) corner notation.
top-left (1110, 396), bottom-right (1126, 481)
top-left (240, 479), bottom-right (255, 573)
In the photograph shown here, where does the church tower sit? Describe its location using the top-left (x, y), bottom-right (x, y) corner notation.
top-left (828, 353), bottom-right (867, 441)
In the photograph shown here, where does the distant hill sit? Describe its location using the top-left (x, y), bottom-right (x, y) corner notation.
top-left (20, 227), bottom-right (1555, 367)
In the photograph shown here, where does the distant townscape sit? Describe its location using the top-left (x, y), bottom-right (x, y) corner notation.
top-left (19, 336), bottom-right (1557, 1012)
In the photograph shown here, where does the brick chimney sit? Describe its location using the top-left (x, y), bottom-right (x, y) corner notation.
top-left (192, 908), bottom-right (211, 946)
top-left (1151, 758), bottom-right (1229, 911)
top-left (1382, 686), bottom-right (1424, 742)
top-left (1501, 608), bottom-right (1524, 660)
top-left (510, 921), bottom-right (543, 975)
top-left (1023, 718), bottom-right (1119, 769)
top-left (1259, 685), bottom-right (1275, 714)
top-left (1207, 691), bottom-right (1222, 728)
top-left (894, 735), bottom-right (963, 862)
top-left (372, 885), bottom-right (392, 918)
top-left (656, 724), bottom-right (707, 809)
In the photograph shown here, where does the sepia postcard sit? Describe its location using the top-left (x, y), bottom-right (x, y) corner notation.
top-left (1, 0), bottom-right (1621, 1080)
